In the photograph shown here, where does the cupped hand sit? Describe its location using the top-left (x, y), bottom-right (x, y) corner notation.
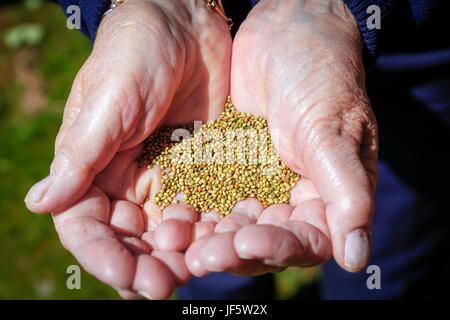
top-left (53, 146), bottom-right (192, 299)
top-left (25, 0), bottom-right (231, 214)
top-left (26, 0), bottom-right (232, 299)
top-left (184, 0), bottom-right (378, 276)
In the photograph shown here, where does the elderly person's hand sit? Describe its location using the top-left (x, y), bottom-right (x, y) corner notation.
top-left (184, 0), bottom-right (378, 276)
top-left (25, 0), bottom-right (231, 299)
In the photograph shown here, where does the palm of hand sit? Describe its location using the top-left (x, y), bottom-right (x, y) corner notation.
top-left (48, 0), bottom-right (232, 299)
top-left (52, 143), bottom-right (222, 299)
top-left (182, 1), bottom-right (378, 276)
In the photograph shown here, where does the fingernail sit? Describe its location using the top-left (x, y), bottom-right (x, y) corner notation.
top-left (344, 228), bottom-right (369, 271)
top-left (25, 175), bottom-right (53, 204)
top-left (138, 291), bottom-right (152, 300)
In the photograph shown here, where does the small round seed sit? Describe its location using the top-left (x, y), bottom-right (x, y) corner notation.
top-left (137, 96), bottom-right (300, 218)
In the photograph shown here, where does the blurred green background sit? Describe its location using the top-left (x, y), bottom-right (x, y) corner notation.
top-left (0, 0), bottom-right (319, 299)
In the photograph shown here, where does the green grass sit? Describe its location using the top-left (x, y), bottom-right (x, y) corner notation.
top-left (0, 0), bottom-right (317, 299)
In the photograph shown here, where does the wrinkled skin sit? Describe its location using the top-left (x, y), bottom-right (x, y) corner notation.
top-left (25, 0), bottom-right (378, 299)
top-left (25, 0), bottom-right (231, 299)
top-left (181, 0), bottom-right (378, 276)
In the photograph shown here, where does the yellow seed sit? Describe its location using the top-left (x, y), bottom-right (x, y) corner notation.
top-left (137, 97), bottom-right (300, 218)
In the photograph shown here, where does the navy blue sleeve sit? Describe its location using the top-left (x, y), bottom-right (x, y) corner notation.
top-left (54, 0), bottom-right (109, 42)
top-left (342, 0), bottom-right (449, 57)
top-left (341, 0), bottom-right (394, 56)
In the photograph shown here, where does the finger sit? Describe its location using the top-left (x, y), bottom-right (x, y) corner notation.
top-left (234, 224), bottom-right (300, 266)
top-left (234, 222), bottom-right (331, 268)
top-left (52, 185), bottom-right (109, 224)
top-left (275, 220), bottom-right (332, 267)
top-left (215, 213), bottom-right (254, 233)
top-left (230, 198), bottom-right (264, 220)
top-left (94, 146), bottom-right (164, 233)
top-left (199, 210), bottom-right (221, 223)
top-left (151, 250), bottom-right (191, 286)
top-left (141, 231), bottom-right (157, 249)
top-left (54, 71), bottom-right (84, 151)
top-left (251, 199), bottom-right (331, 267)
top-left (198, 232), bottom-right (269, 276)
top-left (94, 146), bottom-right (167, 237)
top-left (299, 117), bottom-right (376, 272)
top-left (198, 232), bottom-right (246, 272)
top-left (116, 288), bottom-right (144, 300)
top-left (185, 233), bottom-right (214, 277)
top-left (110, 200), bottom-right (145, 237)
top-left (191, 221), bottom-right (216, 242)
top-left (257, 204), bottom-right (293, 225)
top-left (142, 197), bottom-right (163, 232)
top-left (289, 198), bottom-right (330, 238)
top-left (117, 235), bottom-right (151, 255)
top-left (53, 187), bottom-right (136, 290)
top-left (162, 204), bottom-right (199, 223)
top-left (25, 80), bottom-right (147, 214)
top-left (132, 254), bottom-right (175, 300)
top-left (154, 219), bottom-right (191, 251)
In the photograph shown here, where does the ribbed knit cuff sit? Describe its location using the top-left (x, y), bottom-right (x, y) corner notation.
top-left (342, 0), bottom-right (394, 57)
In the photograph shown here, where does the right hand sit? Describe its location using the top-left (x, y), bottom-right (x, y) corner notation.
top-left (25, 0), bottom-right (231, 299)
top-left (184, 0), bottom-right (378, 276)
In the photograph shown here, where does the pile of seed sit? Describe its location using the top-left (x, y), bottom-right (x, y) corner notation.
top-left (138, 97), bottom-right (299, 217)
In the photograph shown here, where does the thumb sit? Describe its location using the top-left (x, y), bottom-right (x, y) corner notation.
top-left (25, 84), bottom-right (147, 214)
top-left (299, 105), bottom-right (378, 272)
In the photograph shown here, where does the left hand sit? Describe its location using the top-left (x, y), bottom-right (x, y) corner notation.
top-left (52, 146), bottom-right (192, 299)
top-left (182, 0), bottom-right (378, 276)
